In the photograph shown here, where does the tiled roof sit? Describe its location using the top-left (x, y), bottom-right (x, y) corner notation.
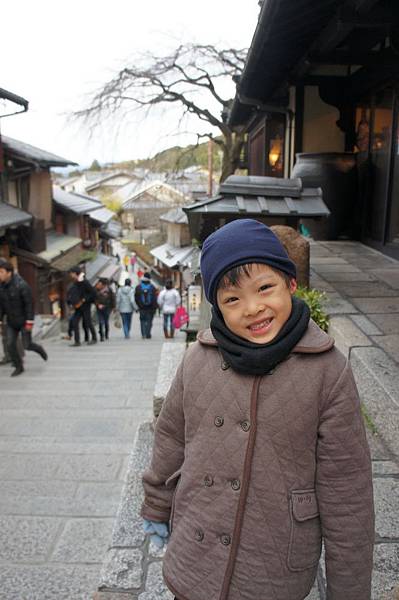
top-left (1, 136), bottom-right (77, 167)
top-left (53, 187), bottom-right (102, 215)
top-left (0, 203), bottom-right (32, 229)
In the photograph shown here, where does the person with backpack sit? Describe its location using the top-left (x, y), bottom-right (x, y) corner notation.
top-left (135, 272), bottom-right (158, 339)
top-left (157, 279), bottom-right (181, 338)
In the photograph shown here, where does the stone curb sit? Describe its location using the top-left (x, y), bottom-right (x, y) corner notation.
top-left (153, 342), bottom-right (186, 418)
top-left (95, 420), bottom-right (173, 600)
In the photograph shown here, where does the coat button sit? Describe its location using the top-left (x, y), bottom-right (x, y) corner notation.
top-left (194, 528), bottom-right (204, 542)
top-left (240, 420), bottom-right (250, 432)
top-left (204, 474), bottom-right (214, 487)
top-left (214, 416), bottom-right (224, 427)
top-left (231, 479), bottom-right (240, 491)
top-left (221, 534), bottom-right (231, 546)
top-left (221, 360), bottom-right (230, 370)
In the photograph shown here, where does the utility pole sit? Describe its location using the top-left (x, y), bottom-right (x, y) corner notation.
top-left (207, 138), bottom-right (213, 197)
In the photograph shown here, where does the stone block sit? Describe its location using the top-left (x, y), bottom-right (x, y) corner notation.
top-left (322, 294), bottom-right (358, 315)
top-left (367, 313), bottom-right (399, 334)
top-left (93, 593), bottom-right (136, 600)
top-left (373, 478), bottom-right (399, 539)
top-left (351, 347), bottom-right (399, 457)
top-left (328, 316), bottom-right (371, 358)
top-left (52, 518), bottom-right (114, 563)
top-left (0, 516), bottom-right (61, 561)
top-left (372, 544), bottom-right (399, 600)
top-left (56, 454), bottom-right (123, 481)
top-left (372, 334), bottom-right (399, 364)
top-left (317, 271), bottom-right (377, 282)
top-left (351, 297), bottom-right (399, 313)
top-left (373, 269), bottom-right (399, 290)
top-left (350, 314), bottom-right (383, 336)
top-left (109, 422), bottom-right (153, 548)
top-left (0, 564), bottom-right (100, 600)
top-left (372, 461), bottom-right (399, 475)
top-left (331, 281), bottom-right (398, 297)
top-left (309, 272), bottom-right (337, 292)
top-left (271, 225), bottom-right (310, 287)
top-left (139, 562), bottom-right (173, 600)
top-left (98, 548), bottom-right (143, 590)
top-left (153, 343), bottom-right (186, 418)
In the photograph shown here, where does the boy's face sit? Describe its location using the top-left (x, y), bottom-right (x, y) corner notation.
top-left (216, 263), bottom-right (297, 344)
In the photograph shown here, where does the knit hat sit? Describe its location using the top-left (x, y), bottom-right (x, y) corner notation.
top-left (200, 219), bottom-right (296, 304)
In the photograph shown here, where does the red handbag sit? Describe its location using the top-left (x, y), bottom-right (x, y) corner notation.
top-left (172, 306), bottom-right (189, 329)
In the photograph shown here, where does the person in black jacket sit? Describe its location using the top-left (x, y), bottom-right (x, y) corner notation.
top-left (134, 272), bottom-right (158, 339)
top-left (0, 260), bottom-right (48, 377)
top-left (95, 277), bottom-right (115, 341)
top-left (68, 266), bottom-right (97, 346)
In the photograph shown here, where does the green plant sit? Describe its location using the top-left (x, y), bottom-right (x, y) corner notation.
top-left (295, 286), bottom-right (329, 332)
top-left (361, 404), bottom-right (378, 435)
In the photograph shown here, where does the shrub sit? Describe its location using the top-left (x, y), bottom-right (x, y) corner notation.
top-left (295, 286), bottom-right (329, 332)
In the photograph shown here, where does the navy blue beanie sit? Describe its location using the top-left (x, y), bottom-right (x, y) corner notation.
top-left (200, 219), bottom-right (296, 304)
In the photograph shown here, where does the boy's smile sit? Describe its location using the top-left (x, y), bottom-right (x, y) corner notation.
top-left (216, 263), bottom-right (297, 344)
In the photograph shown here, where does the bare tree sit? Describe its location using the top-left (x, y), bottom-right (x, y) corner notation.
top-left (74, 44), bottom-right (247, 182)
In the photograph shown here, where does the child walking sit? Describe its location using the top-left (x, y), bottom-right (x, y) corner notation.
top-left (141, 219), bottom-right (374, 600)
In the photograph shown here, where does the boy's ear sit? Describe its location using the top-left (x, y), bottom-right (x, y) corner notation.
top-left (289, 278), bottom-right (297, 295)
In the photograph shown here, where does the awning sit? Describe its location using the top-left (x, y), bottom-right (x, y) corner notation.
top-left (100, 220), bottom-right (122, 239)
top-left (89, 206), bottom-right (115, 225)
top-left (0, 203), bottom-right (32, 231)
top-left (38, 231), bottom-right (81, 263)
top-left (150, 243), bottom-right (196, 269)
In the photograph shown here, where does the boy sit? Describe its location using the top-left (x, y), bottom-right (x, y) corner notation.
top-left (141, 219), bottom-right (374, 600)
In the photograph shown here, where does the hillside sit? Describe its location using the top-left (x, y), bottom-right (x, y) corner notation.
top-left (109, 139), bottom-right (222, 173)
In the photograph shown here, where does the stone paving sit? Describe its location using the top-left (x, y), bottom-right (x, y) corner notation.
top-left (310, 240), bottom-right (399, 600)
top-left (0, 313), bottom-right (171, 600)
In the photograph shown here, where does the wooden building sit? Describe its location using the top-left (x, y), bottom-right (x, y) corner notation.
top-left (229, 0), bottom-right (399, 259)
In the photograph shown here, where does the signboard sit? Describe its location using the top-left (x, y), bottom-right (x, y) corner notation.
top-left (188, 285), bottom-right (202, 320)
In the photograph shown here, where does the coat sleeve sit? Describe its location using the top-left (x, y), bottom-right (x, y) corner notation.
top-left (130, 289), bottom-right (138, 311)
top-left (316, 361), bottom-right (374, 600)
top-left (141, 356), bottom-right (186, 523)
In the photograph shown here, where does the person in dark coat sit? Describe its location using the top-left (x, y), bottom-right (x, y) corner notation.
top-left (0, 260), bottom-right (47, 377)
top-left (95, 277), bottom-right (115, 341)
top-left (134, 272), bottom-right (158, 339)
top-left (68, 266), bottom-right (97, 346)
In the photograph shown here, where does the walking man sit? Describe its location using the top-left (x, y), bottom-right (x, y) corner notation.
top-left (157, 279), bottom-right (181, 338)
top-left (68, 266), bottom-right (97, 346)
top-left (0, 260), bottom-right (48, 377)
top-left (135, 272), bottom-right (158, 339)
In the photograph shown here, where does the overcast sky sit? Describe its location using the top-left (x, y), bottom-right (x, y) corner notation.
top-left (1, 1), bottom-right (260, 167)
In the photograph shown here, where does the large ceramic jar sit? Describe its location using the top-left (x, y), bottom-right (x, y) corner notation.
top-left (291, 152), bottom-right (358, 240)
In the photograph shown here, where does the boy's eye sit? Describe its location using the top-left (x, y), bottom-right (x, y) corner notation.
top-left (259, 284), bottom-right (272, 292)
top-left (225, 296), bottom-right (239, 304)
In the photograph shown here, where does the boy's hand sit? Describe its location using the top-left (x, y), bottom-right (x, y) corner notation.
top-left (143, 519), bottom-right (169, 548)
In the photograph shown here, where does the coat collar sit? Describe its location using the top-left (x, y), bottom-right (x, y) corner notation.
top-left (197, 319), bottom-right (334, 355)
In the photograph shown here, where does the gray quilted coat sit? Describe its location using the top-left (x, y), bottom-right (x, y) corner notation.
top-left (142, 321), bottom-right (374, 600)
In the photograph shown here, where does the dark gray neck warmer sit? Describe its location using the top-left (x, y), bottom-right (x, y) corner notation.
top-left (210, 297), bottom-right (310, 376)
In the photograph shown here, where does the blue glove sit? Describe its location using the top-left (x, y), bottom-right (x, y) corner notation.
top-left (143, 519), bottom-right (169, 548)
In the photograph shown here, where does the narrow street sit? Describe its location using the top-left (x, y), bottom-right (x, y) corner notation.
top-left (0, 314), bottom-right (167, 600)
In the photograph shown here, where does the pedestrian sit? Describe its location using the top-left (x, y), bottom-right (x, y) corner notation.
top-left (123, 254), bottom-right (130, 272)
top-left (116, 278), bottom-right (137, 339)
top-left (135, 272), bottom-right (157, 339)
top-left (157, 279), bottom-right (181, 338)
top-left (68, 266), bottom-right (97, 347)
top-left (141, 219), bottom-right (374, 600)
top-left (137, 268), bottom-right (144, 280)
top-left (0, 260), bottom-right (48, 377)
top-left (95, 277), bottom-right (115, 341)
